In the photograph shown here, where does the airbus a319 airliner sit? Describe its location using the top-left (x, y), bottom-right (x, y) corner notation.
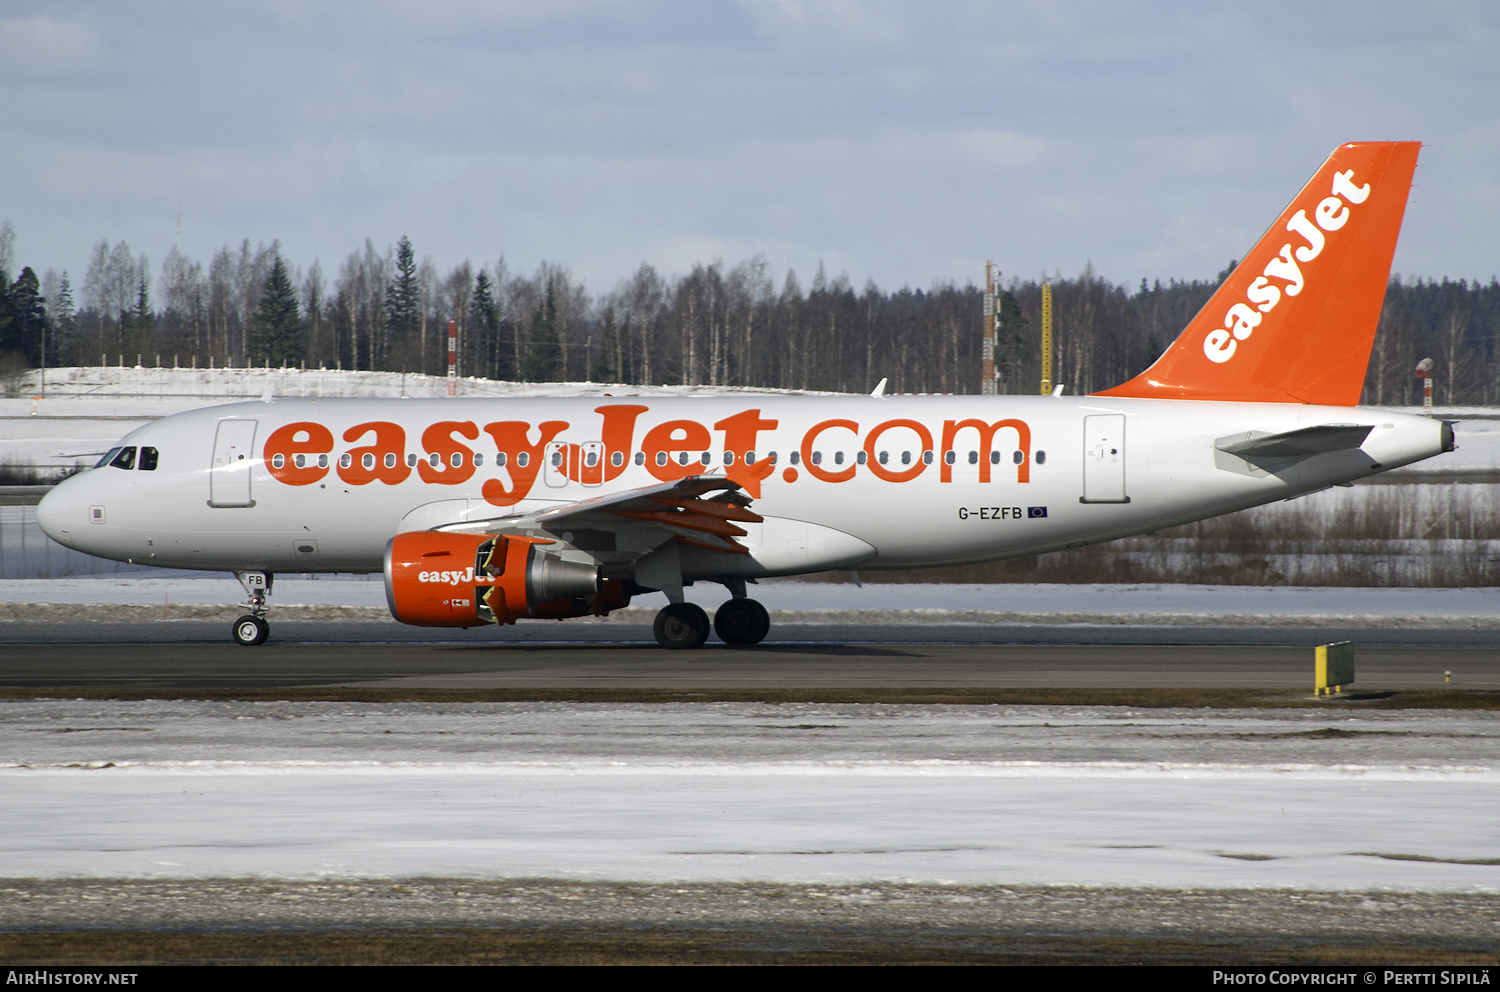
top-left (38, 142), bottom-right (1451, 647)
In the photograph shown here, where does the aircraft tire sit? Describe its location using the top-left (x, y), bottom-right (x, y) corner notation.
top-left (653, 603), bottom-right (710, 650)
top-left (713, 598), bottom-right (770, 646)
top-left (232, 615), bottom-right (270, 646)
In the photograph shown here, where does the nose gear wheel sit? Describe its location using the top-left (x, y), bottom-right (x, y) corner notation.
top-left (232, 615), bottom-right (270, 646)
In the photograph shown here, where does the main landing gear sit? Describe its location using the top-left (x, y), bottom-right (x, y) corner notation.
top-left (651, 595), bottom-right (770, 649)
top-left (713, 597), bottom-right (770, 646)
top-left (231, 571), bottom-right (272, 646)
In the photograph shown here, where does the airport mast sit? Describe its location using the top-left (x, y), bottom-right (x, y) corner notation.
top-left (447, 319), bottom-right (458, 397)
top-left (982, 261), bottom-right (998, 395)
top-left (1040, 278), bottom-right (1053, 395)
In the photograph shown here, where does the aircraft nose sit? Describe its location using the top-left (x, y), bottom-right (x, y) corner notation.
top-left (36, 476), bottom-right (81, 547)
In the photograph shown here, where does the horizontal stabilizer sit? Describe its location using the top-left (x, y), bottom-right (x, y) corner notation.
top-left (1216, 424), bottom-right (1373, 459)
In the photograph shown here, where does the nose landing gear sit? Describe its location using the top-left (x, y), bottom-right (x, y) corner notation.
top-left (232, 614), bottom-right (270, 646)
top-left (231, 571), bottom-right (273, 646)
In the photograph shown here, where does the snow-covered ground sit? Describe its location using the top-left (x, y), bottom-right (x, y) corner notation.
top-left (1, 574), bottom-right (1498, 624)
top-left (3, 700), bottom-right (1496, 890)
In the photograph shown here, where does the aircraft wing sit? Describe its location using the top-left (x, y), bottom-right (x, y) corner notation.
top-left (1215, 424), bottom-right (1374, 460)
top-left (435, 474), bottom-right (763, 555)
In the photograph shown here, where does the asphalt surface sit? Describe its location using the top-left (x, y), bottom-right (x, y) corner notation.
top-left (0, 618), bottom-right (1491, 689)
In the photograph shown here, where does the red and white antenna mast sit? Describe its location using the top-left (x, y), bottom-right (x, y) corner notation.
top-left (447, 319), bottom-right (457, 397)
top-left (1415, 357), bottom-right (1433, 416)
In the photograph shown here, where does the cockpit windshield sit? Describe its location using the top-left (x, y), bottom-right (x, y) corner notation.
top-left (108, 446), bottom-right (137, 470)
top-left (95, 447), bottom-right (122, 469)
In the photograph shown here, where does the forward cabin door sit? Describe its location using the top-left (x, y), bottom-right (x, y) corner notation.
top-left (209, 419), bottom-right (258, 507)
top-left (1081, 414), bottom-right (1129, 504)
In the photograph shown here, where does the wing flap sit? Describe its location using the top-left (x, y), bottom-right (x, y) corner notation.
top-left (434, 474), bottom-right (763, 555)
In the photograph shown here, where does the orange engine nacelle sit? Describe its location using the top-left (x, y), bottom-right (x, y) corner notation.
top-left (383, 531), bottom-right (627, 627)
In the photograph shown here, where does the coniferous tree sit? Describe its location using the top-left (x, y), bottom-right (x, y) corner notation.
top-left (1, 266), bottom-right (47, 367)
top-left (469, 269), bottom-right (497, 378)
top-left (250, 255), bottom-right (303, 366)
top-left (51, 272), bottom-right (75, 365)
top-left (522, 278), bottom-right (558, 381)
top-left (384, 235), bottom-right (419, 352)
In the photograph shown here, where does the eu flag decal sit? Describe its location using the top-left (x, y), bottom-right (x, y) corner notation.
top-left (1027, 506), bottom-right (1048, 518)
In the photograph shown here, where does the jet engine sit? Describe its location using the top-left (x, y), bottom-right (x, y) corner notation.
top-left (384, 531), bottom-right (627, 627)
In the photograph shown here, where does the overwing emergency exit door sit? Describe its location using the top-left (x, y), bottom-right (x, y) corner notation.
top-left (1081, 414), bottom-right (1129, 503)
top-left (543, 441), bottom-right (570, 488)
top-left (209, 419), bottom-right (258, 507)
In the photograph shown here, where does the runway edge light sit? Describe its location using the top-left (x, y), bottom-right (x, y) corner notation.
top-left (1315, 641), bottom-right (1355, 697)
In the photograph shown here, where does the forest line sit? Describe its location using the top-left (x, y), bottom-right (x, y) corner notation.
top-left (2, 224), bottom-right (1498, 405)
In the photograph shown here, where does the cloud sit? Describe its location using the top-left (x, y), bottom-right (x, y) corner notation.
top-left (0, 16), bottom-right (105, 76)
top-left (1, 0), bottom-right (1498, 296)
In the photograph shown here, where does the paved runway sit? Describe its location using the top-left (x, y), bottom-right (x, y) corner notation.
top-left (0, 619), bottom-right (1492, 689)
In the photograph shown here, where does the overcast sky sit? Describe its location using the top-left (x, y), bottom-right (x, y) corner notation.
top-left (2, 1), bottom-right (1496, 296)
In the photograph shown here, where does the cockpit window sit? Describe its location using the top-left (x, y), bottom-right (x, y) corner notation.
top-left (108, 446), bottom-right (138, 470)
top-left (95, 447), bottom-right (122, 469)
top-left (139, 447), bottom-right (159, 471)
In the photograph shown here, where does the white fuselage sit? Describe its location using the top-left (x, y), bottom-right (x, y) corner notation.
top-left (37, 394), bottom-right (1448, 582)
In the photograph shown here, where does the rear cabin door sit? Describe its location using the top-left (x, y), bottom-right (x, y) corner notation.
top-left (209, 419), bottom-right (258, 507)
top-left (1081, 414), bottom-right (1129, 504)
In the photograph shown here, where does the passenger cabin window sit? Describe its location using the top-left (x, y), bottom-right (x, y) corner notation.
top-left (139, 447), bottom-right (159, 471)
top-left (109, 447), bottom-right (137, 470)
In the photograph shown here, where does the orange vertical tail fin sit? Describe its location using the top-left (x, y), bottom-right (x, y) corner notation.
top-left (1095, 141), bottom-right (1420, 405)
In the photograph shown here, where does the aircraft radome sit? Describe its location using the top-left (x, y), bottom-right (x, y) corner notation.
top-left (38, 141), bottom-right (1451, 648)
